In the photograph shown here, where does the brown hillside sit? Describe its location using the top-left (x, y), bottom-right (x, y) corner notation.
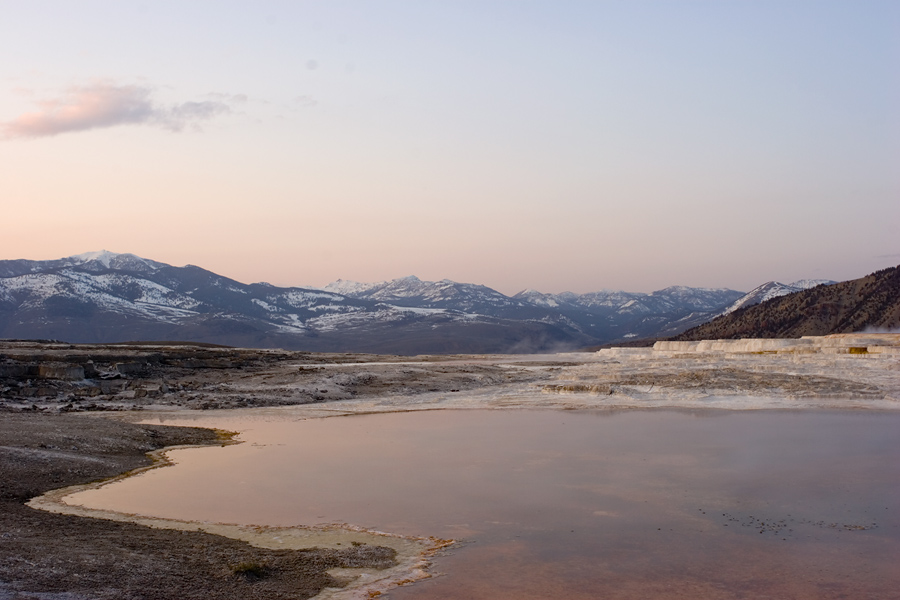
top-left (673, 265), bottom-right (900, 341)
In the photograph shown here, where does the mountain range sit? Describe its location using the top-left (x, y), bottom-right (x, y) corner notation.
top-left (0, 251), bottom-right (752, 354)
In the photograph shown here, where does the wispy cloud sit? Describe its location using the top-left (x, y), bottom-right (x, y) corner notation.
top-left (294, 95), bottom-right (318, 108)
top-left (1, 82), bottom-right (232, 139)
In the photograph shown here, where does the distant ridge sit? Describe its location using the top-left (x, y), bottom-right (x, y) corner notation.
top-left (325, 276), bottom-right (745, 344)
top-left (673, 265), bottom-right (900, 341)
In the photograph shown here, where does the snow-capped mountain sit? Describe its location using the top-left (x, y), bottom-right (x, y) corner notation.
top-left (325, 276), bottom-right (546, 318)
top-left (719, 280), bottom-right (836, 316)
top-left (518, 286), bottom-right (743, 314)
top-left (0, 250), bottom-right (167, 277)
top-left (512, 286), bottom-right (746, 342)
top-left (0, 251), bottom-right (365, 334)
top-left (326, 277), bottom-right (747, 344)
top-left (0, 252), bottom-right (591, 353)
top-left (1, 251), bottom-right (750, 352)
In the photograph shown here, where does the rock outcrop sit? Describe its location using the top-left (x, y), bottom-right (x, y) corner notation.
top-left (671, 265), bottom-right (900, 341)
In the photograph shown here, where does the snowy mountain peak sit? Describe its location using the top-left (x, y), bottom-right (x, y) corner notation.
top-left (514, 289), bottom-right (562, 308)
top-left (789, 279), bottom-right (835, 289)
top-left (323, 278), bottom-right (383, 296)
top-left (719, 279), bottom-right (837, 316)
top-left (70, 250), bottom-right (119, 267)
top-left (65, 251), bottom-right (165, 273)
top-left (655, 285), bottom-right (727, 294)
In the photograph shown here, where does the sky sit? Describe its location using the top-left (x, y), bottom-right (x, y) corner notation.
top-left (1, 1), bottom-right (898, 295)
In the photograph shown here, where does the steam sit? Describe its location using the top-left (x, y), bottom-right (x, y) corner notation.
top-left (860, 326), bottom-right (900, 334)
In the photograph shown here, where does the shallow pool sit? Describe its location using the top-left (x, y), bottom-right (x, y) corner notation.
top-left (68, 409), bottom-right (900, 599)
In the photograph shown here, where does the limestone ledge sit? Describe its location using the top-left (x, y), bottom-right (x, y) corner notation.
top-left (598, 333), bottom-right (900, 356)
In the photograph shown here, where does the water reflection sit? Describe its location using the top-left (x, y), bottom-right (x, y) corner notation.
top-left (68, 410), bottom-right (900, 599)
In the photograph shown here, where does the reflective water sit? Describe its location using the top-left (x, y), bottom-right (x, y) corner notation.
top-left (68, 409), bottom-right (900, 599)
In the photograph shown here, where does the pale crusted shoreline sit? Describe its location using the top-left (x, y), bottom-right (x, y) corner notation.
top-left (27, 438), bottom-right (453, 600)
top-left (1, 414), bottom-right (407, 600)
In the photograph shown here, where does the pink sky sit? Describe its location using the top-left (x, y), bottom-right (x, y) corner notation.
top-left (2, 2), bottom-right (897, 294)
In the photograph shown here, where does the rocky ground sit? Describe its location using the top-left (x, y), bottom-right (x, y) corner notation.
top-left (0, 341), bottom-right (553, 412)
top-left (1, 339), bottom-right (898, 600)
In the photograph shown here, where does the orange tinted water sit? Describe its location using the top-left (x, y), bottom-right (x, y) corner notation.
top-left (69, 410), bottom-right (900, 599)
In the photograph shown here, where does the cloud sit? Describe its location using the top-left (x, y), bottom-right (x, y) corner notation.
top-left (294, 95), bottom-right (318, 108)
top-left (161, 100), bottom-right (230, 130)
top-left (1, 82), bottom-right (232, 139)
top-left (205, 92), bottom-right (248, 104)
